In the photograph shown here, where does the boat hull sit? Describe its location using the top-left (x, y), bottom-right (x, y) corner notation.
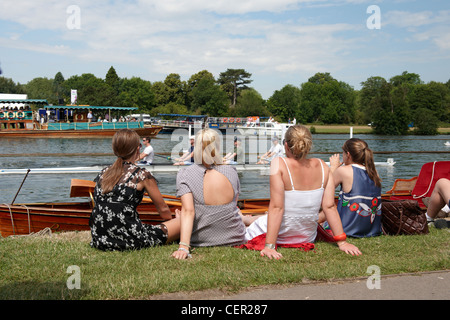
top-left (0, 197), bottom-right (272, 237)
top-left (0, 126), bottom-right (163, 138)
top-left (1, 194), bottom-right (410, 238)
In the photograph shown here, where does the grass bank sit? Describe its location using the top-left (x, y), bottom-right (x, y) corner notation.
top-left (1, 228), bottom-right (449, 300)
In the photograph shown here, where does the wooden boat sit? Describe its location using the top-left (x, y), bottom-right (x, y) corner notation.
top-left (2, 161), bottom-right (447, 238)
top-left (0, 124), bottom-right (163, 138)
top-left (384, 161), bottom-right (450, 209)
top-left (0, 98), bottom-right (162, 138)
top-left (0, 179), bottom-right (269, 238)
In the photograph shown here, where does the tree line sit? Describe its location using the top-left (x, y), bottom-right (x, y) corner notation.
top-left (1, 67), bottom-right (449, 135)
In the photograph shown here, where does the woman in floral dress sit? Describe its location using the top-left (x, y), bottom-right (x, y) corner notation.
top-left (90, 129), bottom-right (180, 251)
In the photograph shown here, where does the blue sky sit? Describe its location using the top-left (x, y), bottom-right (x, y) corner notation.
top-left (0, 0), bottom-right (449, 99)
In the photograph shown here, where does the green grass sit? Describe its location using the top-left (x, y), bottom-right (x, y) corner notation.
top-left (0, 228), bottom-right (449, 300)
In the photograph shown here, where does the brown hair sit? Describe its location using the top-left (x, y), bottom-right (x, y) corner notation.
top-left (101, 129), bottom-right (140, 194)
top-left (284, 125), bottom-right (313, 160)
top-left (343, 138), bottom-right (381, 187)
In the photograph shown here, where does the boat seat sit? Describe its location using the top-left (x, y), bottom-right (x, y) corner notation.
top-left (70, 179), bottom-right (96, 207)
top-left (385, 176), bottom-right (418, 195)
top-left (412, 161), bottom-right (450, 199)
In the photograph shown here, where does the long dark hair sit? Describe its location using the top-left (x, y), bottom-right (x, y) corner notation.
top-left (343, 138), bottom-right (381, 188)
top-left (101, 129), bottom-right (140, 194)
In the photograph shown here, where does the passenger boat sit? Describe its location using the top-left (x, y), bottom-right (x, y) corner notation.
top-left (1, 161), bottom-right (447, 238)
top-left (236, 120), bottom-right (293, 138)
top-left (156, 113), bottom-right (248, 134)
top-left (156, 114), bottom-right (291, 137)
top-left (0, 97), bottom-right (162, 138)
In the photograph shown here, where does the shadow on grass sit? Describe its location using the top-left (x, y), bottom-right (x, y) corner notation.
top-left (0, 281), bottom-right (90, 300)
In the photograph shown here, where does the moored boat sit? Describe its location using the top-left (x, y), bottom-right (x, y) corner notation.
top-left (236, 120), bottom-right (293, 138)
top-left (1, 161), bottom-right (447, 238)
top-left (0, 96), bottom-right (162, 138)
top-left (384, 161), bottom-right (450, 209)
top-left (0, 179), bottom-right (268, 237)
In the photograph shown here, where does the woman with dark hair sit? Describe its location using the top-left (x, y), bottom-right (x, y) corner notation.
top-left (322, 138), bottom-right (382, 238)
top-left (89, 129), bottom-right (180, 251)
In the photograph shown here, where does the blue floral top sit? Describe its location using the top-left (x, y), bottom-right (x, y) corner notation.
top-left (337, 164), bottom-right (382, 238)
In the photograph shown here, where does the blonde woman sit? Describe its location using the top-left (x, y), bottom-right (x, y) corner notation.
top-left (90, 129), bottom-right (180, 251)
top-left (245, 125), bottom-right (362, 259)
top-left (172, 129), bottom-right (246, 259)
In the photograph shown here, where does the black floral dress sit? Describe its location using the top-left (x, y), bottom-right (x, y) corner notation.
top-left (89, 162), bottom-right (168, 251)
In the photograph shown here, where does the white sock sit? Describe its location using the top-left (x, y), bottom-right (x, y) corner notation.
top-left (425, 212), bottom-right (434, 222)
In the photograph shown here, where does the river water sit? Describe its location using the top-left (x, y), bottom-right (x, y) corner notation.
top-left (0, 133), bottom-right (449, 204)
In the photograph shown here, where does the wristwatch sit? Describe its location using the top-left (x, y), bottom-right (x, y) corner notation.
top-left (265, 243), bottom-right (276, 250)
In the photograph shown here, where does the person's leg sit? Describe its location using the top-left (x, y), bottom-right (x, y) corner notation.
top-left (426, 178), bottom-right (450, 220)
top-left (161, 217), bottom-right (181, 243)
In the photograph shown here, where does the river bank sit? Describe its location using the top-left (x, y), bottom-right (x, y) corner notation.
top-left (305, 124), bottom-right (450, 134)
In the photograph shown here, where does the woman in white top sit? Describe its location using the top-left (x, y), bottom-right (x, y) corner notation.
top-left (246, 125), bottom-right (362, 259)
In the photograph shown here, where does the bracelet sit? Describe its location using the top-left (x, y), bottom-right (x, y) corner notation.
top-left (179, 241), bottom-right (191, 248)
top-left (177, 247), bottom-right (192, 258)
top-left (265, 243), bottom-right (276, 250)
top-left (333, 233), bottom-right (347, 242)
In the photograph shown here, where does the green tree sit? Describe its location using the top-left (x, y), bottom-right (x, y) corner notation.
top-left (53, 72), bottom-right (67, 104)
top-left (164, 73), bottom-right (186, 106)
top-left (64, 73), bottom-right (110, 105)
top-left (185, 70), bottom-right (215, 111)
top-left (409, 82), bottom-right (449, 123)
top-left (360, 76), bottom-right (409, 135)
top-left (413, 107), bottom-right (439, 135)
top-left (359, 76), bottom-right (388, 124)
top-left (234, 88), bottom-right (268, 118)
top-left (0, 77), bottom-right (25, 94)
top-left (299, 73), bottom-right (356, 124)
top-left (105, 66), bottom-right (120, 106)
top-left (217, 69), bottom-right (252, 107)
top-left (191, 77), bottom-right (229, 116)
top-left (25, 77), bottom-right (55, 103)
top-left (118, 77), bottom-right (155, 112)
top-left (267, 85), bottom-right (301, 122)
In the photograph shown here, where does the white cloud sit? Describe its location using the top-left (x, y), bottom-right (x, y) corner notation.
top-left (384, 10), bottom-right (450, 28)
top-left (1, 0), bottom-right (449, 97)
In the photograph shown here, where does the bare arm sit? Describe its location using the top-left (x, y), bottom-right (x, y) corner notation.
top-left (260, 158), bottom-right (284, 259)
top-left (140, 178), bottom-right (172, 220)
top-left (322, 170), bottom-right (362, 256)
top-left (172, 193), bottom-right (195, 259)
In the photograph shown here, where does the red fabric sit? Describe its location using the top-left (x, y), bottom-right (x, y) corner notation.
top-left (236, 233), bottom-right (315, 252)
top-left (412, 161), bottom-right (450, 198)
top-left (315, 224), bottom-right (335, 243)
